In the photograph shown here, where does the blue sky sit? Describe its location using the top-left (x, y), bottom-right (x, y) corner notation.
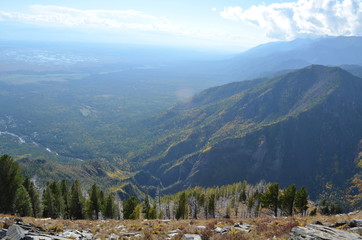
top-left (1, 0), bottom-right (361, 52)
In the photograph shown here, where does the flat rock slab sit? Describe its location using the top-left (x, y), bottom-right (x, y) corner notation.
top-left (290, 224), bottom-right (362, 240)
top-left (234, 222), bottom-right (252, 232)
top-left (6, 225), bottom-right (26, 240)
top-left (122, 232), bottom-right (140, 237)
top-left (214, 226), bottom-right (230, 234)
top-left (349, 227), bottom-right (362, 235)
top-left (108, 233), bottom-right (119, 240)
top-left (182, 234), bottom-right (202, 240)
top-left (58, 230), bottom-right (93, 240)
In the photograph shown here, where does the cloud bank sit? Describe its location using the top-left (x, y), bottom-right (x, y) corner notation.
top-left (0, 5), bottom-right (254, 48)
top-left (221, 0), bottom-right (362, 40)
top-left (0, 5), bottom-right (175, 32)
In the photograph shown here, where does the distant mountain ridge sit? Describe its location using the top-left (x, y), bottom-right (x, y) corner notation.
top-left (133, 65), bottom-right (362, 198)
top-left (229, 36), bottom-right (362, 80)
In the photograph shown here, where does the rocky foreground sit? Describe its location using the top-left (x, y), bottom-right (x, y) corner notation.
top-left (1, 212), bottom-right (362, 240)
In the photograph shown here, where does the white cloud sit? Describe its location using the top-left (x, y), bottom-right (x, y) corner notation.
top-left (220, 0), bottom-right (362, 40)
top-left (0, 5), bottom-right (259, 49)
top-left (0, 5), bottom-right (165, 30)
top-left (212, 7), bottom-right (218, 12)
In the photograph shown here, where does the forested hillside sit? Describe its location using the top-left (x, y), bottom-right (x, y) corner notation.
top-left (130, 65), bottom-right (362, 203)
top-left (2, 154), bottom-right (315, 220)
top-left (2, 38), bottom-right (362, 208)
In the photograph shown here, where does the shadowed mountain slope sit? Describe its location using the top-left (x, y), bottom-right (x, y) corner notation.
top-left (134, 65), bottom-right (362, 198)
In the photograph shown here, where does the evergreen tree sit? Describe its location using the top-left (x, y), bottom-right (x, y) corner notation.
top-left (175, 192), bottom-right (187, 220)
top-left (49, 181), bottom-right (64, 218)
top-left (123, 196), bottom-right (139, 219)
top-left (70, 180), bottom-right (84, 219)
top-left (294, 186), bottom-right (308, 216)
top-left (319, 199), bottom-right (341, 215)
top-left (104, 193), bottom-right (119, 219)
top-left (42, 184), bottom-right (55, 218)
top-left (239, 189), bottom-right (247, 202)
top-left (88, 184), bottom-right (101, 219)
top-left (14, 185), bottom-right (33, 217)
top-left (0, 154), bottom-right (22, 214)
top-left (197, 193), bottom-right (205, 218)
top-left (133, 203), bottom-right (141, 220)
top-left (142, 195), bottom-right (151, 219)
top-left (60, 180), bottom-right (71, 219)
top-left (207, 193), bottom-right (216, 218)
top-left (23, 176), bottom-right (41, 218)
top-left (279, 184), bottom-right (296, 216)
top-left (261, 183), bottom-right (280, 217)
top-left (99, 190), bottom-right (106, 217)
top-left (148, 204), bottom-right (157, 219)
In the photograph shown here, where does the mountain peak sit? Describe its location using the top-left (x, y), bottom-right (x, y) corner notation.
top-left (139, 65), bottom-right (362, 198)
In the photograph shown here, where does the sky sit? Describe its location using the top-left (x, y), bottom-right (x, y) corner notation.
top-left (0, 0), bottom-right (362, 52)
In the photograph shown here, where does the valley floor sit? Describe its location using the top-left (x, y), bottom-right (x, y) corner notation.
top-left (1, 211), bottom-right (362, 240)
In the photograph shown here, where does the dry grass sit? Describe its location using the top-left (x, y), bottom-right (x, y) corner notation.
top-left (0, 212), bottom-right (361, 240)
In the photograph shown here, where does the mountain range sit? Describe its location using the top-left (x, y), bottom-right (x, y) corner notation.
top-left (131, 65), bottom-right (362, 199)
top-left (2, 36), bottom-right (362, 201)
top-left (228, 36), bottom-right (362, 81)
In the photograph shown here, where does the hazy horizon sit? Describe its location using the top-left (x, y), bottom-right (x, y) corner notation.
top-left (1, 0), bottom-right (362, 53)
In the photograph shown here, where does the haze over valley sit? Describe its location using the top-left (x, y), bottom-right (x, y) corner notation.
top-left (1, 2), bottom-right (362, 237)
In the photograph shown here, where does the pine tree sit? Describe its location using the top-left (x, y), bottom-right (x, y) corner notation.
top-left (42, 184), bottom-right (55, 218)
top-left (197, 193), bottom-right (205, 218)
top-left (133, 203), bottom-right (141, 220)
top-left (0, 154), bottom-right (22, 214)
top-left (14, 185), bottom-right (33, 217)
top-left (123, 196), bottom-right (139, 219)
top-left (60, 180), bottom-right (71, 219)
top-left (49, 181), bottom-right (64, 218)
top-left (104, 193), bottom-right (119, 219)
top-left (99, 190), bottom-right (106, 217)
top-left (70, 180), bottom-right (84, 219)
top-left (239, 189), bottom-right (247, 202)
top-left (207, 193), bottom-right (216, 218)
top-left (294, 186), bottom-right (308, 216)
top-left (261, 183), bottom-right (280, 217)
top-left (175, 192), bottom-right (187, 220)
top-left (148, 204), bottom-right (157, 219)
top-left (23, 176), bottom-right (41, 217)
top-left (279, 184), bottom-right (296, 216)
top-left (142, 195), bottom-right (151, 219)
top-left (88, 184), bottom-right (101, 219)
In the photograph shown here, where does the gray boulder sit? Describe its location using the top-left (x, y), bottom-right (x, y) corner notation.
top-left (213, 227), bottom-right (222, 233)
top-left (6, 225), bottom-right (26, 240)
top-left (122, 232), bottom-right (140, 237)
top-left (58, 230), bottom-right (81, 239)
top-left (213, 226), bottom-right (230, 234)
top-left (168, 229), bottom-right (180, 238)
top-left (58, 230), bottom-right (93, 240)
top-left (182, 234), bottom-right (202, 240)
top-left (0, 229), bottom-right (7, 239)
top-left (234, 222), bottom-right (252, 232)
top-left (290, 224), bottom-right (362, 240)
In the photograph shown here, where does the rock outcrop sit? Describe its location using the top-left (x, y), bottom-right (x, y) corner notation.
top-left (290, 224), bottom-right (362, 240)
top-left (182, 234), bottom-right (202, 240)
